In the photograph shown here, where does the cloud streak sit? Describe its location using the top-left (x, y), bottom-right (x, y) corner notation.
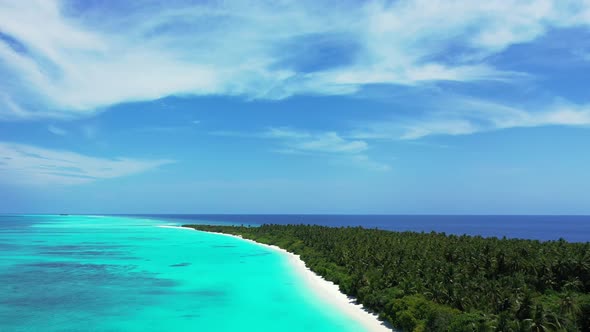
top-left (0, 142), bottom-right (174, 185)
top-left (2, 0), bottom-right (590, 119)
top-left (264, 127), bottom-right (390, 171)
top-left (47, 124), bottom-right (67, 136)
top-left (265, 127), bottom-right (368, 154)
top-left (353, 98), bottom-right (590, 140)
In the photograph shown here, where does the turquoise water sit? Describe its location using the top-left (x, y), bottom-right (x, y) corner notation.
top-left (0, 215), bottom-right (365, 331)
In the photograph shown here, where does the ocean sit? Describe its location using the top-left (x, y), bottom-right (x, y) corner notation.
top-left (131, 214), bottom-right (590, 242)
top-left (0, 215), bottom-right (365, 332)
top-left (2, 214), bottom-right (589, 331)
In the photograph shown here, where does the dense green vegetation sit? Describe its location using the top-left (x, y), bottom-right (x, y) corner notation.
top-left (185, 224), bottom-right (590, 332)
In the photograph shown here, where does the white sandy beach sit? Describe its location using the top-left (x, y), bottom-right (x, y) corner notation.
top-left (158, 225), bottom-right (393, 332)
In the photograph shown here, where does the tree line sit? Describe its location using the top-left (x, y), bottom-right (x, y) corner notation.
top-left (185, 224), bottom-right (590, 331)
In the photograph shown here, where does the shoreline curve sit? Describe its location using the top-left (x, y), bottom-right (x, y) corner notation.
top-left (157, 225), bottom-right (394, 332)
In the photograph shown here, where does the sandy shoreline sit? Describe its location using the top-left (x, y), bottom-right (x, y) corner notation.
top-left (158, 225), bottom-right (393, 332)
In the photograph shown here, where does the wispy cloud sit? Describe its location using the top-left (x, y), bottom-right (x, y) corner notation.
top-left (1, 0), bottom-right (589, 119)
top-left (47, 124), bottom-right (67, 136)
top-left (210, 127), bottom-right (389, 170)
top-left (353, 98), bottom-right (590, 140)
top-left (349, 154), bottom-right (392, 172)
top-left (573, 49), bottom-right (590, 62)
top-left (0, 142), bottom-right (174, 185)
top-left (265, 127), bottom-right (368, 154)
top-left (264, 127), bottom-right (390, 171)
top-left (81, 124), bottom-right (98, 139)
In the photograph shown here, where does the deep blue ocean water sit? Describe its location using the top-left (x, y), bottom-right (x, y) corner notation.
top-left (129, 214), bottom-right (590, 242)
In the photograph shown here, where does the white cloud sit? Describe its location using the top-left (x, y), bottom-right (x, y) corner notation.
top-left (265, 127), bottom-right (368, 154)
top-left (0, 142), bottom-right (174, 185)
top-left (350, 154), bottom-right (392, 172)
top-left (1, 0), bottom-right (589, 119)
top-left (294, 132), bottom-right (368, 154)
top-left (400, 120), bottom-right (480, 140)
top-left (264, 127), bottom-right (312, 140)
top-left (353, 98), bottom-right (590, 140)
top-left (209, 127), bottom-right (389, 170)
top-left (263, 127), bottom-right (389, 171)
top-left (47, 124), bottom-right (67, 136)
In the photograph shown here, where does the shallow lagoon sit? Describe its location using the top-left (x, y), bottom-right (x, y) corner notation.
top-left (0, 215), bottom-right (365, 331)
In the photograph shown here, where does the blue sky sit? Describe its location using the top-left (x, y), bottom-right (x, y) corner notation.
top-left (1, 0), bottom-right (590, 214)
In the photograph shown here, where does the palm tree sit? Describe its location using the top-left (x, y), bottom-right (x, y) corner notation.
top-left (525, 304), bottom-right (561, 332)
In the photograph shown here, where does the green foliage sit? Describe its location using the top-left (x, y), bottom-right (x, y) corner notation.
top-left (185, 224), bottom-right (590, 331)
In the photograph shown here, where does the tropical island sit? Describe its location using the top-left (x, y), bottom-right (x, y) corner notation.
top-left (185, 224), bottom-right (590, 331)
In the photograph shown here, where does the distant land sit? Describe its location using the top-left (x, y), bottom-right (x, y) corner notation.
top-left (127, 214), bottom-right (590, 242)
